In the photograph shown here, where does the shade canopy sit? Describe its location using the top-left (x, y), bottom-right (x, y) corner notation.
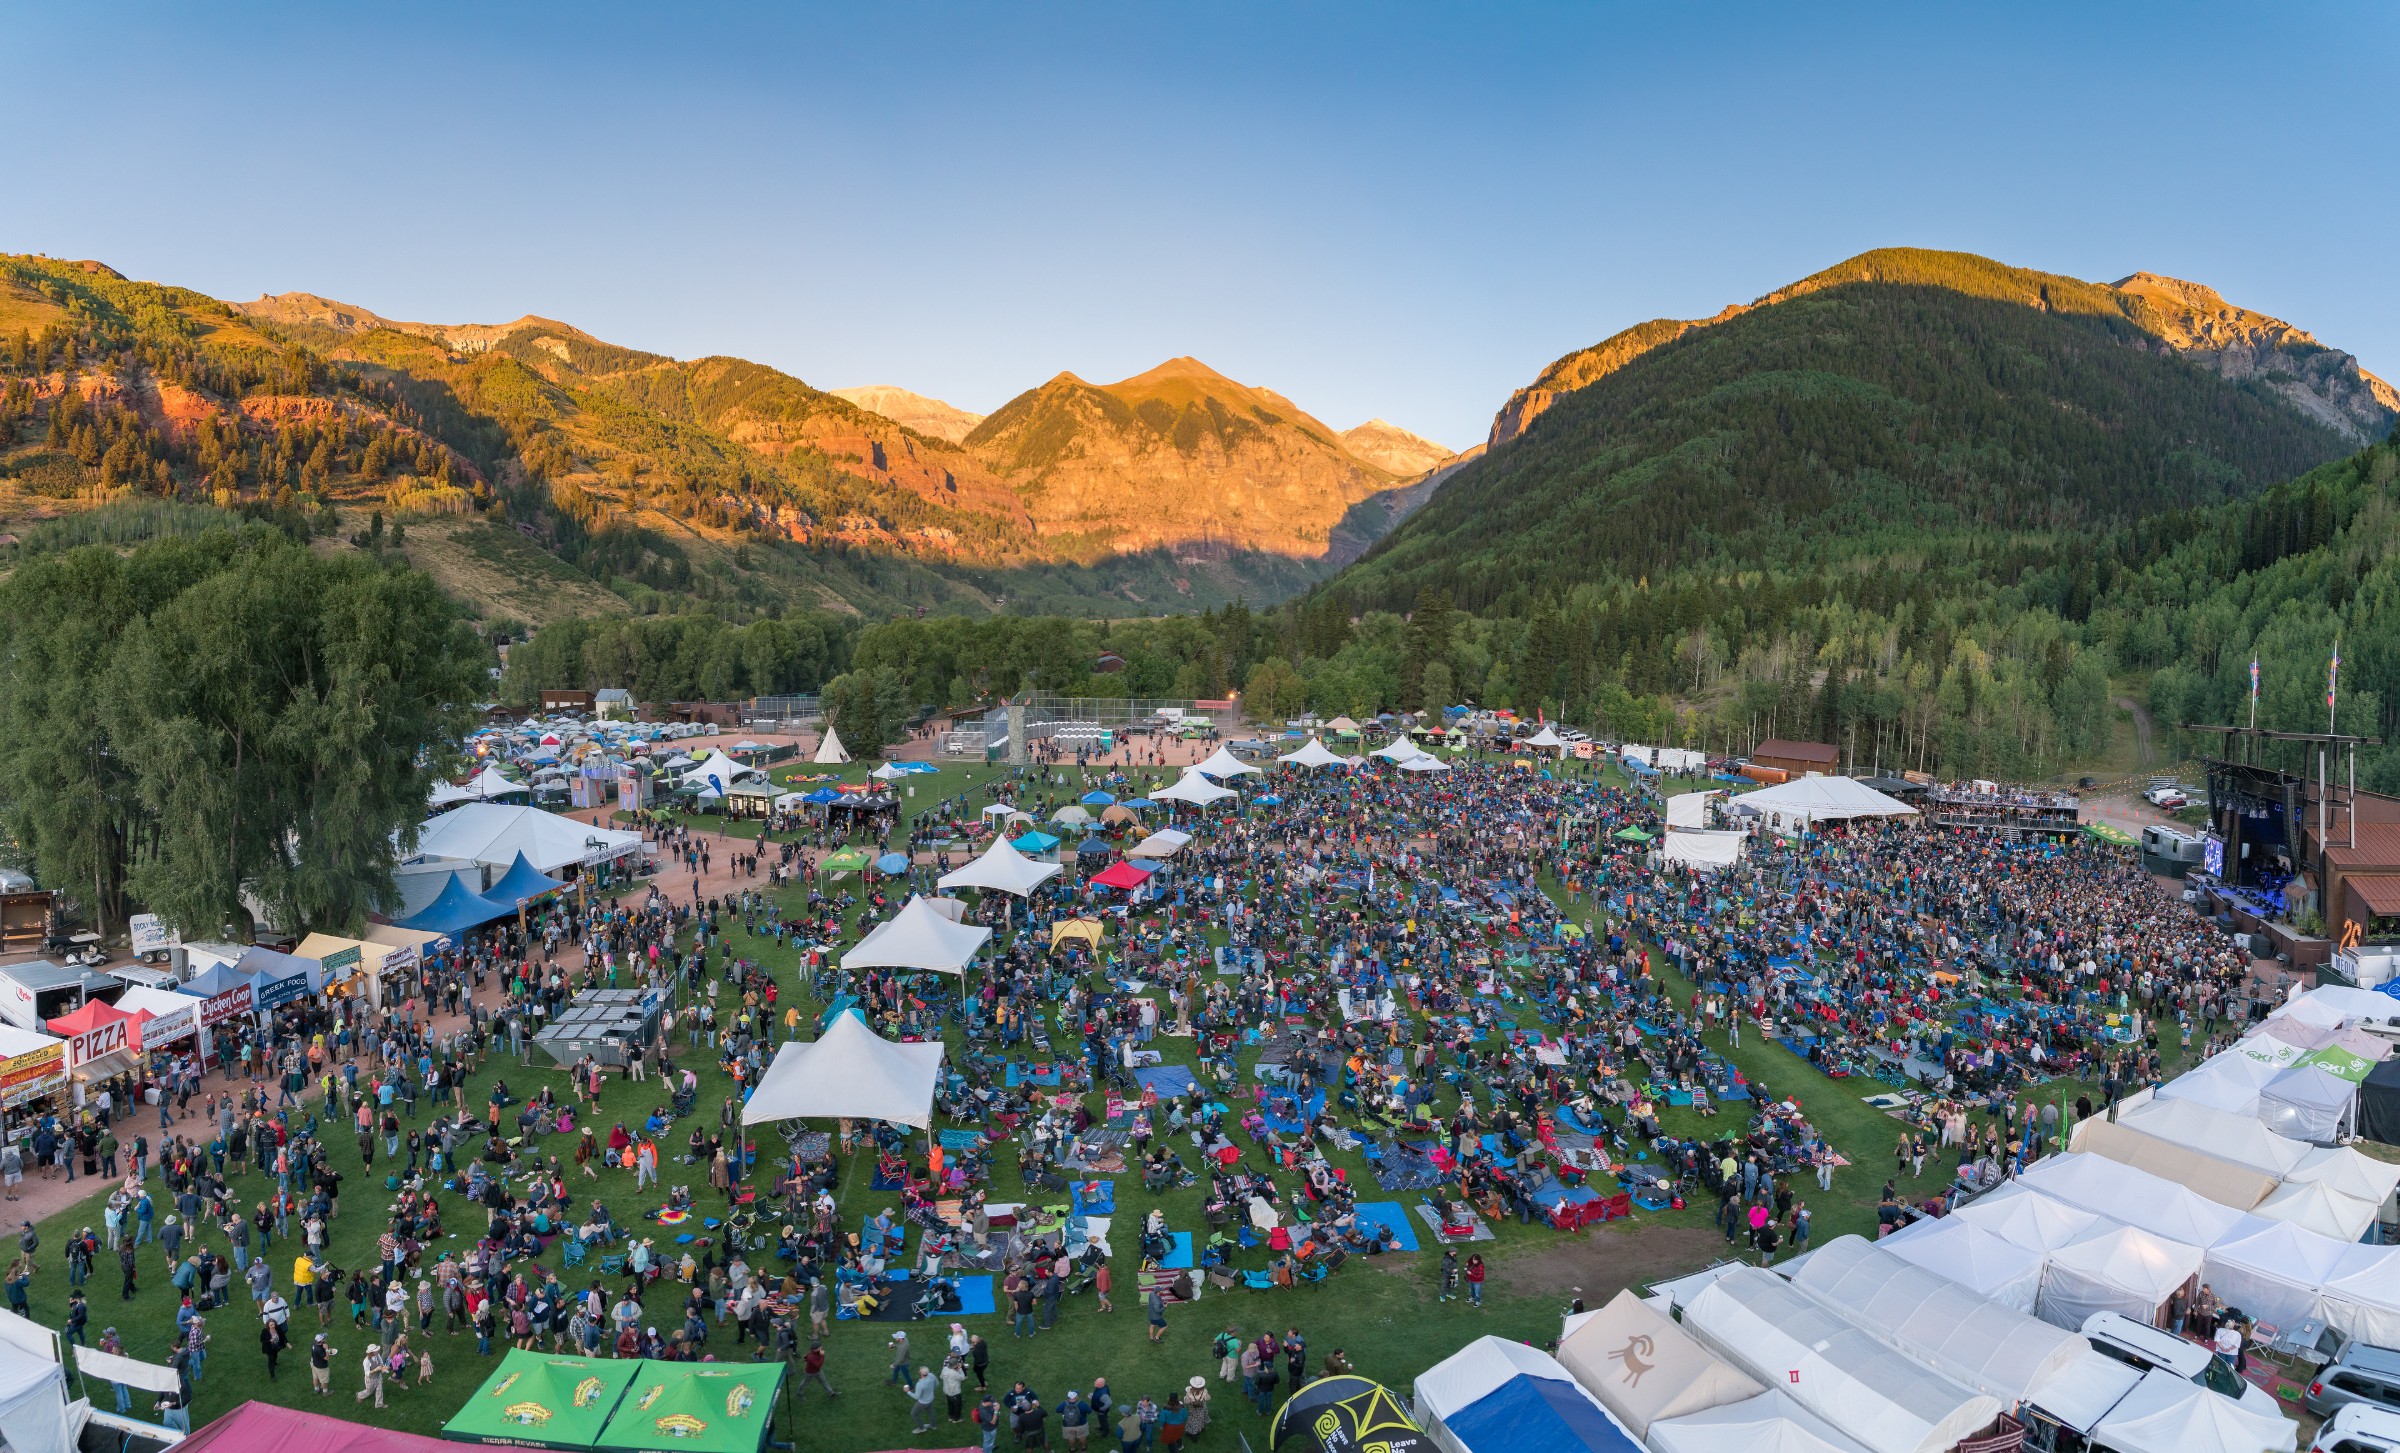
top-left (1194, 746), bottom-right (1258, 779)
top-left (1787, 1236), bottom-right (2088, 1406)
top-left (2258, 1062), bottom-right (2357, 1143)
top-left (839, 896), bottom-right (993, 975)
top-left (1732, 776), bottom-right (1918, 830)
top-left (1277, 737), bottom-right (1351, 768)
top-left (2249, 1178), bottom-right (2380, 1242)
top-left (1414, 1337), bottom-right (1645, 1453)
top-left (1556, 1290), bottom-right (1761, 1438)
top-left (414, 803), bottom-right (641, 874)
top-left (1399, 754), bottom-right (1454, 774)
top-left (2033, 1225), bottom-right (2205, 1329)
top-left (1090, 861), bottom-right (1155, 890)
top-left (1523, 725), bottom-right (1564, 749)
top-left (1878, 1216), bottom-right (2044, 1314)
top-left (181, 1402), bottom-right (460, 1453)
top-left (1370, 734), bottom-right (1426, 761)
top-left (2018, 1152), bottom-right (2257, 1247)
top-left (741, 1014), bottom-right (946, 1129)
top-left (1152, 769), bottom-right (1238, 805)
top-left (594, 1362), bottom-right (784, 1453)
top-left (938, 836), bottom-right (1063, 897)
top-left (1681, 1268), bottom-right (2001, 1453)
top-left (486, 851), bottom-right (570, 909)
top-left (1127, 828), bottom-right (1193, 859)
top-left (2286, 1142), bottom-right (2400, 1205)
top-left (398, 871), bottom-right (518, 936)
top-left (679, 749), bottom-right (754, 789)
top-left (2204, 1217), bottom-right (2362, 1331)
top-left (2086, 1369), bottom-right (2296, 1453)
top-left (443, 1350), bottom-right (640, 1448)
top-left (2113, 1096), bottom-right (2309, 1178)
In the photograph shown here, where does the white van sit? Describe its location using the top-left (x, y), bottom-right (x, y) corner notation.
top-left (2080, 1312), bottom-right (2282, 1416)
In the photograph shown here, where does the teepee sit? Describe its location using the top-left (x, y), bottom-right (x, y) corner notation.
top-left (814, 726), bottom-right (851, 764)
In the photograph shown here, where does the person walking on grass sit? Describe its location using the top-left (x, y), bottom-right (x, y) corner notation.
top-left (1464, 1256), bottom-right (1485, 1307)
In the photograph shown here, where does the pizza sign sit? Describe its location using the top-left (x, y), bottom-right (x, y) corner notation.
top-left (66, 1018), bottom-right (127, 1069)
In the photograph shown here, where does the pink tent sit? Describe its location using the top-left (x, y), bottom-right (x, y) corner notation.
top-left (178, 1402), bottom-right (459, 1453)
top-left (1090, 861), bottom-right (1155, 890)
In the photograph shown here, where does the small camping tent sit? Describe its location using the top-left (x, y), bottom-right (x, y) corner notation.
top-left (814, 726), bottom-right (850, 764)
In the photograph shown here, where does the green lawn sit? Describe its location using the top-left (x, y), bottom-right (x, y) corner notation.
top-left (23, 753), bottom-right (2167, 1448)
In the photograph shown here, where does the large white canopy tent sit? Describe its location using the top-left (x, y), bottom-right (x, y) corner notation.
top-left (412, 803), bottom-right (643, 875)
top-left (2086, 1368), bottom-right (2296, 1453)
top-left (1649, 1392), bottom-right (1872, 1453)
top-left (2202, 1218), bottom-right (2360, 1332)
top-left (1398, 754), bottom-right (1454, 774)
top-left (2156, 1052), bottom-right (2284, 1117)
top-left (813, 726), bottom-right (850, 764)
top-left (1665, 791), bottom-right (1719, 828)
top-left (1876, 1215), bottom-right (2046, 1314)
top-left (2286, 1143), bottom-right (2400, 1207)
top-left (1276, 738), bottom-right (1352, 769)
top-left (937, 836), bottom-right (1063, 897)
top-left (1370, 735), bottom-right (1426, 762)
top-left (1680, 1269), bottom-right (2001, 1453)
top-left (741, 1013), bottom-right (946, 1129)
top-left (1663, 829), bottom-right (1746, 871)
top-left (431, 766), bottom-right (529, 807)
top-left (1555, 1291), bottom-right (1761, 1438)
top-left (2319, 1245), bottom-right (2400, 1347)
top-left (1125, 828), bottom-right (1193, 859)
top-left (1523, 725), bottom-right (1565, 751)
top-left (839, 896), bottom-right (993, 975)
top-left (2063, 1117), bottom-right (2278, 1210)
top-left (1194, 746), bottom-right (1258, 779)
top-left (0, 1308), bottom-right (74, 1453)
top-left (1151, 769), bottom-right (1238, 806)
top-left (1785, 1236), bottom-right (2090, 1407)
top-left (2256, 1062), bottom-right (2357, 1143)
top-left (2032, 1225), bottom-right (2205, 1330)
top-left (1953, 1182), bottom-right (2102, 1252)
top-left (1730, 776), bottom-right (1918, 834)
top-left (2112, 1095), bottom-right (2309, 1178)
top-left (2016, 1153), bottom-right (2260, 1247)
top-left (679, 749), bottom-right (757, 789)
top-left (2249, 1178), bottom-right (2380, 1242)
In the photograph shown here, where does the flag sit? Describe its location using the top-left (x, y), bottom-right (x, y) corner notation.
top-left (2330, 640), bottom-right (2342, 711)
top-left (2249, 657), bottom-right (2259, 705)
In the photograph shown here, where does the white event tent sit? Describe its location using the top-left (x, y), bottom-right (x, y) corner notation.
top-left (1276, 738), bottom-right (1351, 769)
top-left (679, 749), bottom-right (757, 789)
top-left (1785, 1236), bottom-right (2090, 1408)
top-left (1370, 735), bottom-right (1426, 762)
top-left (1732, 776), bottom-right (1918, 834)
top-left (1194, 746), bottom-right (1258, 779)
top-left (2016, 1152), bottom-right (2258, 1247)
top-left (2113, 1095), bottom-right (2309, 1178)
top-left (1555, 1291), bottom-right (1761, 1439)
top-left (413, 803), bottom-right (643, 875)
top-left (840, 896), bottom-right (993, 975)
top-left (2250, 1178), bottom-right (2380, 1242)
top-left (1664, 829), bottom-right (1746, 871)
top-left (1126, 828), bottom-right (1193, 859)
top-left (1152, 769), bottom-right (1238, 806)
top-left (1523, 725), bottom-right (1565, 751)
top-left (1398, 754), bottom-right (1454, 774)
top-left (2033, 1225), bottom-right (2205, 1329)
top-left (1412, 1336), bottom-right (1644, 1453)
top-left (2202, 1218), bottom-right (2360, 1331)
top-left (1650, 1392), bottom-right (1871, 1453)
top-left (1877, 1216), bottom-right (2045, 1314)
top-left (938, 836), bottom-right (1063, 896)
top-left (741, 1013), bottom-right (946, 1129)
top-left (1953, 1182), bottom-right (2103, 1252)
top-left (431, 766), bottom-right (529, 807)
top-left (2086, 1369), bottom-right (2296, 1453)
top-left (1665, 791), bottom-right (1718, 828)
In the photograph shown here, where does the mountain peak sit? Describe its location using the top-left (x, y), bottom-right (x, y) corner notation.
top-left (1338, 419), bottom-right (1456, 478)
top-left (1115, 356), bottom-right (1233, 389)
top-left (829, 385), bottom-right (986, 444)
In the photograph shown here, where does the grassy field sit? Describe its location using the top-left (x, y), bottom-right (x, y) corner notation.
top-left (23, 753), bottom-right (2164, 1448)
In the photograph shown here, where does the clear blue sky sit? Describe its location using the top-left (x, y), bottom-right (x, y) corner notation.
top-left (8, 2), bottom-right (2394, 451)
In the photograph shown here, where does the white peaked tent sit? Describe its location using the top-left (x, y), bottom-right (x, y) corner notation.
top-left (814, 726), bottom-right (851, 764)
top-left (2257, 1062), bottom-right (2357, 1143)
top-left (1371, 734), bottom-right (1426, 762)
top-left (2287, 1143), bottom-right (2400, 1206)
top-left (1126, 828), bottom-right (1193, 859)
top-left (840, 895), bottom-right (994, 975)
top-left (1398, 754), bottom-right (1454, 773)
top-left (1194, 746), bottom-right (1258, 779)
top-left (1650, 1392), bottom-right (1873, 1453)
top-left (2203, 1218), bottom-right (2359, 1331)
top-left (1786, 1236), bottom-right (2088, 1407)
top-left (0, 1309), bottom-right (70, 1453)
top-left (2319, 1245), bottom-right (2400, 1347)
top-left (919, 896), bottom-right (970, 923)
top-left (1152, 769), bottom-right (1237, 805)
top-left (2017, 1153), bottom-right (2258, 1246)
top-left (2064, 1117), bottom-right (2279, 1211)
top-left (2157, 1052), bottom-right (2283, 1117)
top-left (981, 803), bottom-right (1029, 821)
top-left (2114, 1096), bottom-right (2309, 1178)
top-left (432, 766), bottom-right (529, 806)
top-left (2250, 1178), bottom-right (2380, 1242)
top-left (1954, 1183), bottom-right (2102, 1252)
top-left (938, 835), bottom-right (1063, 896)
top-left (414, 803), bottom-right (642, 874)
top-left (1524, 725), bottom-right (1565, 750)
top-left (1733, 776), bottom-right (1918, 833)
top-left (1878, 1216), bottom-right (2046, 1314)
top-left (681, 748), bottom-right (757, 788)
top-left (2033, 1225), bottom-right (2205, 1330)
top-left (741, 1013), bottom-right (946, 1129)
top-left (1555, 1291), bottom-right (1762, 1438)
top-left (2087, 1369), bottom-right (2296, 1453)
top-left (1277, 737), bottom-right (1351, 769)
top-left (1680, 1269), bottom-right (2001, 1453)
top-left (871, 761), bottom-right (909, 781)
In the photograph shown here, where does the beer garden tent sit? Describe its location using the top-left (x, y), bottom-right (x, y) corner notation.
top-left (938, 836), bottom-right (1062, 897)
top-left (1412, 1336), bottom-right (1645, 1453)
top-left (444, 1350), bottom-right (641, 1448)
top-left (594, 1363), bottom-right (784, 1453)
top-left (1277, 738), bottom-right (1351, 769)
top-left (2085, 1369), bottom-right (2297, 1453)
top-left (1152, 769), bottom-right (1238, 806)
top-left (1195, 746), bottom-right (1258, 779)
top-left (741, 1013), bottom-right (946, 1129)
top-left (1555, 1290), bottom-right (1761, 1438)
top-left (1785, 1236), bottom-right (2090, 1408)
top-left (396, 871), bottom-right (516, 936)
top-left (413, 803), bottom-right (643, 876)
top-left (838, 896), bottom-right (993, 975)
top-left (2032, 1225), bottom-right (2205, 1330)
top-left (1679, 1269), bottom-right (2001, 1453)
top-left (813, 727), bottom-right (850, 764)
top-left (1649, 1392), bottom-right (1872, 1453)
top-left (1876, 1216), bottom-right (2045, 1314)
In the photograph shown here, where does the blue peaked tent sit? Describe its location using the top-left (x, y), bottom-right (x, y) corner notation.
top-left (178, 962), bottom-right (252, 1002)
top-left (398, 872), bottom-right (516, 936)
top-left (485, 852), bottom-right (568, 909)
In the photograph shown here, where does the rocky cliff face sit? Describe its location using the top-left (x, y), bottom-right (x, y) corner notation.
top-left (1337, 418), bottom-right (1455, 477)
top-left (1486, 250), bottom-right (2397, 450)
top-left (830, 385), bottom-right (986, 444)
top-left (964, 358), bottom-right (1418, 558)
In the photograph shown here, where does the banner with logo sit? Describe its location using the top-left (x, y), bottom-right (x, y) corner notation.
top-left (64, 1017), bottom-right (129, 1071)
top-left (199, 985), bottom-right (254, 1029)
top-left (131, 998), bottom-right (196, 1051)
top-left (0, 1044), bottom-right (64, 1107)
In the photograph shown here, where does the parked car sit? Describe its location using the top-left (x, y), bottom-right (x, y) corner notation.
top-left (2314, 1402), bottom-right (2400, 1453)
top-left (2081, 1312), bottom-right (2281, 1415)
top-left (2307, 1343), bottom-right (2400, 1420)
top-left (2144, 786), bottom-right (2188, 809)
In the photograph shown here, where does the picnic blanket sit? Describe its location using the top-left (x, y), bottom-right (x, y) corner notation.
top-left (1158, 1231), bottom-right (1195, 1269)
top-left (1370, 1144), bottom-right (1450, 1192)
top-left (1413, 1201), bottom-right (1498, 1244)
top-left (937, 1128), bottom-right (986, 1150)
top-left (1260, 1088), bottom-right (1325, 1136)
top-left (1134, 1064), bottom-right (1199, 1098)
top-left (844, 1273), bottom-right (996, 1321)
top-left (1070, 1180), bottom-right (1116, 1215)
top-left (1059, 1131), bottom-right (1130, 1174)
top-left (1352, 1201), bottom-right (1420, 1253)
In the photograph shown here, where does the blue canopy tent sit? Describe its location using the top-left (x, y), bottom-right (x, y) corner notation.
top-left (485, 852), bottom-right (568, 909)
top-left (1079, 791), bottom-right (1116, 806)
top-left (874, 853), bottom-right (910, 875)
top-left (1414, 1337), bottom-right (1644, 1453)
top-left (235, 946), bottom-right (322, 1013)
top-left (397, 872), bottom-right (517, 937)
top-left (178, 962), bottom-right (253, 1004)
top-left (1011, 830), bottom-right (1062, 854)
top-left (800, 788), bottom-right (843, 806)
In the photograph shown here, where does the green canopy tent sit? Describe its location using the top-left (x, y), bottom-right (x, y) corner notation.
top-left (2081, 822), bottom-right (2138, 847)
top-left (595, 1362), bottom-right (785, 1453)
top-left (443, 1350), bottom-right (639, 1448)
top-left (819, 847), bottom-right (873, 875)
top-left (1612, 827), bottom-right (1655, 843)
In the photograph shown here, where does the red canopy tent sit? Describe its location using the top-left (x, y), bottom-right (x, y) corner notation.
top-left (1089, 861), bottom-right (1155, 890)
top-left (176, 1402), bottom-right (458, 1453)
top-left (44, 999), bottom-right (137, 1070)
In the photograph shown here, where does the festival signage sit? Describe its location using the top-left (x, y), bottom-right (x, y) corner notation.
top-left (131, 997), bottom-right (195, 1050)
top-left (63, 1017), bottom-right (128, 1071)
top-left (376, 940), bottom-right (420, 977)
top-left (252, 966), bottom-right (312, 1012)
top-left (0, 1044), bottom-right (64, 1108)
top-left (199, 985), bottom-right (254, 1029)
top-left (318, 944), bottom-right (364, 987)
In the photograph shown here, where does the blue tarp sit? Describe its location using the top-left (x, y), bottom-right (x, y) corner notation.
top-left (1446, 1377), bottom-right (1643, 1453)
top-left (396, 872), bottom-right (516, 936)
top-left (484, 852), bottom-right (567, 908)
top-left (875, 853), bottom-right (910, 874)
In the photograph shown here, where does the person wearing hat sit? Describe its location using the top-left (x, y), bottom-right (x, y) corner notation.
top-left (356, 1342), bottom-right (385, 1408)
top-left (309, 1333), bottom-right (335, 1395)
top-left (1182, 1376), bottom-right (1211, 1438)
top-left (797, 1338), bottom-right (837, 1400)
